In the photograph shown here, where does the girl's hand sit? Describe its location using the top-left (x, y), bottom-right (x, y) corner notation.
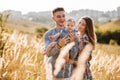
top-left (68, 32), bottom-right (75, 42)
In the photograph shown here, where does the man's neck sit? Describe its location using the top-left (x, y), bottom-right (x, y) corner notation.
top-left (56, 25), bottom-right (63, 30)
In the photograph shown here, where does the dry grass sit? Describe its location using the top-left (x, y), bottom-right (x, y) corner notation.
top-left (6, 18), bottom-right (48, 33)
top-left (99, 19), bottom-right (120, 32)
top-left (0, 31), bottom-right (120, 80)
top-left (91, 44), bottom-right (120, 80)
top-left (0, 30), bottom-right (46, 80)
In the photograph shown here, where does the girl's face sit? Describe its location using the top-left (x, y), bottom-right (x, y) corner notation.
top-left (66, 21), bottom-right (75, 32)
top-left (77, 19), bottom-right (86, 32)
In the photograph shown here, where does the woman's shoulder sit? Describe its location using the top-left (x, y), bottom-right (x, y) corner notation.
top-left (85, 43), bottom-right (94, 51)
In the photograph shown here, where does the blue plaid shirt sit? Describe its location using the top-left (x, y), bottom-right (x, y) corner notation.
top-left (44, 27), bottom-right (78, 78)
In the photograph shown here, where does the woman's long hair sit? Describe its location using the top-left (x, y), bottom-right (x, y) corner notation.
top-left (82, 16), bottom-right (97, 47)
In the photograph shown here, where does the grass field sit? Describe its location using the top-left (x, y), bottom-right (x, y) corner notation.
top-left (99, 19), bottom-right (120, 32)
top-left (0, 31), bottom-right (120, 80)
top-left (91, 44), bottom-right (120, 80)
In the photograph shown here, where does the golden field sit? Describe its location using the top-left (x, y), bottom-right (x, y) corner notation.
top-left (0, 31), bottom-right (120, 80)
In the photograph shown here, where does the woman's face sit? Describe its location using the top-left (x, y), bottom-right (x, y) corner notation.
top-left (77, 19), bottom-right (86, 32)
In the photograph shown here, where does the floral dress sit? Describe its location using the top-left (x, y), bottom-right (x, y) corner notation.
top-left (77, 34), bottom-right (93, 80)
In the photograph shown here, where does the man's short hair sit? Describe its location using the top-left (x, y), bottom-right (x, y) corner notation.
top-left (52, 7), bottom-right (65, 15)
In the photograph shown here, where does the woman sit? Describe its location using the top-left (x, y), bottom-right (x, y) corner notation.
top-left (72, 16), bottom-right (97, 80)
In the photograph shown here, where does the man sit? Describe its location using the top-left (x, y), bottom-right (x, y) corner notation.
top-left (44, 7), bottom-right (78, 80)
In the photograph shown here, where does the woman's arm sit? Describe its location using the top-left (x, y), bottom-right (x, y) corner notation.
top-left (71, 43), bottom-right (93, 80)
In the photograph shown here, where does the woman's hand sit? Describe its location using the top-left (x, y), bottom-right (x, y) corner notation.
top-left (67, 59), bottom-right (77, 65)
top-left (66, 59), bottom-right (74, 64)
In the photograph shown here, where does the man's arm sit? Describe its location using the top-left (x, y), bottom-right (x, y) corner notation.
top-left (44, 31), bottom-right (52, 50)
top-left (44, 30), bottom-right (58, 57)
top-left (44, 30), bottom-right (61, 57)
top-left (44, 42), bottom-right (57, 55)
top-left (47, 44), bottom-right (60, 57)
top-left (47, 36), bottom-right (68, 57)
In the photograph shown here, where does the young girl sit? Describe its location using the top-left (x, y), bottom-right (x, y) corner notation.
top-left (72, 16), bottom-right (97, 80)
top-left (44, 19), bottom-right (77, 55)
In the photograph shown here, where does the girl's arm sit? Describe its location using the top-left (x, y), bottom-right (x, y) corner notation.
top-left (49, 32), bottom-right (62, 40)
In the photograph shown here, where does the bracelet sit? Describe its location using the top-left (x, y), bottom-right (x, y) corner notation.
top-left (57, 43), bottom-right (62, 49)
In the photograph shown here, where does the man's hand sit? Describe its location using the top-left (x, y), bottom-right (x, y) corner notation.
top-left (58, 37), bottom-right (67, 48)
top-left (57, 34), bottom-right (70, 48)
top-left (57, 32), bottom-right (75, 48)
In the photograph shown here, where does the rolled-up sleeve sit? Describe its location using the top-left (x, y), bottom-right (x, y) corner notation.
top-left (44, 29), bottom-right (60, 57)
top-left (47, 45), bottom-right (60, 57)
top-left (44, 30), bottom-right (52, 50)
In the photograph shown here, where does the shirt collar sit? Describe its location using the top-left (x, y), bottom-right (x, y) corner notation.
top-left (55, 27), bottom-right (64, 32)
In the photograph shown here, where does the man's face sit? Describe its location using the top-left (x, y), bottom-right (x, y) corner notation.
top-left (52, 11), bottom-right (66, 27)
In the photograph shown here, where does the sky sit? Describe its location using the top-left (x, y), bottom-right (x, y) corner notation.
top-left (0, 0), bottom-right (120, 14)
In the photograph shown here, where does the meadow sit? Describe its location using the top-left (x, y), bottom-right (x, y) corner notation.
top-left (0, 13), bottom-right (120, 80)
top-left (0, 31), bottom-right (120, 80)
